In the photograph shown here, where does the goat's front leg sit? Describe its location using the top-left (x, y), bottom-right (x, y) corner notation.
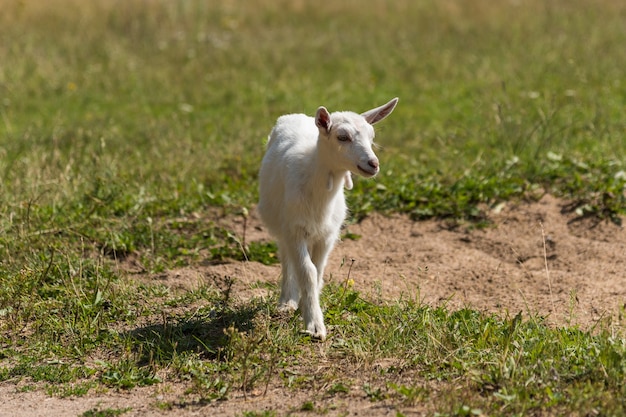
top-left (284, 239), bottom-right (326, 340)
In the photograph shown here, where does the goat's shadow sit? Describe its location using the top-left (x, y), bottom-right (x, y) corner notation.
top-left (125, 300), bottom-right (265, 365)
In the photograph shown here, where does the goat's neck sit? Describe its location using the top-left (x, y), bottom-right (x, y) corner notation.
top-left (313, 144), bottom-right (346, 194)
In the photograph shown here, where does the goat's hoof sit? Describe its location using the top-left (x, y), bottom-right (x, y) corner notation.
top-left (278, 300), bottom-right (298, 312)
top-left (303, 323), bottom-right (327, 341)
top-left (301, 330), bottom-right (327, 342)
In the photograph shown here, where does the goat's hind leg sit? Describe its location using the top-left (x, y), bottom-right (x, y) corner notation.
top-left (285, 239), bottom-right (326, 339)
top-left (277, 241), bottom-right (299, 311)
top-left (311, 236), bottom-right (336, 294)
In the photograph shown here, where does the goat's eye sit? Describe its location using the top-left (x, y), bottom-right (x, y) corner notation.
top-left (337, 134), bottom-right (351, 142)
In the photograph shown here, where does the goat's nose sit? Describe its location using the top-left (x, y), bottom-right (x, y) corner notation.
top-left (368, 158), bottom-right (379, 170)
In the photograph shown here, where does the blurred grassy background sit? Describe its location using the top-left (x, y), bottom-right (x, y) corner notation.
top-left (1, 0), bottom-right (625, 213)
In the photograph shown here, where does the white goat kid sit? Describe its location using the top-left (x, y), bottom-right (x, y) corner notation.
top-left (258, 98), bottom-right (399, 340)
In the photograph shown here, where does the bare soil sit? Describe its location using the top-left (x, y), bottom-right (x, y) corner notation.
top-left (2, 194), bottom-right (625, 416)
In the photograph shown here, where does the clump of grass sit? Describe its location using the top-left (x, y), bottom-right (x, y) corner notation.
top-left (81, 407), bottom-right (132, 417)
top-left (323, 285), bottom-right (626, 415)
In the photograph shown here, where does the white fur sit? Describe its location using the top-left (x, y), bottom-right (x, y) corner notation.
top-left (258, 98), bottom-right (398, 340)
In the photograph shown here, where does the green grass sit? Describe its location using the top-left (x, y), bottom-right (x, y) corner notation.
top-left (1, 0), bottom-right (625, 415)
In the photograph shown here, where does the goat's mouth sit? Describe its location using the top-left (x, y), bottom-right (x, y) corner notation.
top-left (357, 165), bottom-right (378, 177)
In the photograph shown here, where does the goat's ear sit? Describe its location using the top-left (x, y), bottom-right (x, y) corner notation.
top-left (315, 106), bottom-right (332, 134)
top-left (361, 97), bottom-right (399, 125)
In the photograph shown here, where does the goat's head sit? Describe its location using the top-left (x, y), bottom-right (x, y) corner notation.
top-left (315, 98), bottom-right (398, 178)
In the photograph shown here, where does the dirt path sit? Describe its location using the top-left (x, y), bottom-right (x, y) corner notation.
top-left (2, 194), bottom-right (625, 416)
